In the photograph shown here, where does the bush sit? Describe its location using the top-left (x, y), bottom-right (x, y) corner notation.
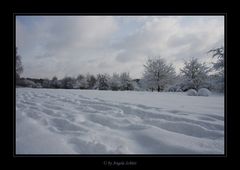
top-left (35, 83), bottom-right (42, 88)
top-left (176, 88), bottom-right (183, 92)
top-left (167, 86), bottom-right (176, 92)
top-left (186, 89), bottom-right (198, 96)
top-left (198, 88), bottom-right (211, 96)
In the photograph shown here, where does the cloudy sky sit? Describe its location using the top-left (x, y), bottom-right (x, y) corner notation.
top-left (16, 15), bottom-right (224, 79)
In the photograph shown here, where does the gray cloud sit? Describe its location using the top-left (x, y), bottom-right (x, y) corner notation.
top-left (113, 16), bottom-right (223, 62)
top-left (16, 16), bottom-right (224, 79)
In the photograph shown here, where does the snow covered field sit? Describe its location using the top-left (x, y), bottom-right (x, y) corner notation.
top-left (16, 88), bottom-right (224, 154)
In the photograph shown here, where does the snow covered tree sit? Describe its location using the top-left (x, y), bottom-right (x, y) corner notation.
top-left (17, 78), bottom-right (36, 88)
top-left (86, 74), bottom-right (97, 89)
top-left (119, 72), bottom-right (133, 90)
top-left (51, 76), bottom-right (61, 88)
top-left (180, 58), bottom-right (210, 90)
top-left (207, 47), bottom-right (224, 93)
top-left (142, 57), bottom-right (176, 92)
top-left (208, 46), bottom-right (224, 72)
top-left (74, 74), bottom-right (87, 89)
top-left (42, 79), bottom-right (51, 88)
top-left (109, 73), bottom-right (121, 91)
top-left (61, 77), bottom-right (74, 89)
top-left (96, 74), bottom-right (110, 90)
top-left (131, 79), bottom-right (141, 91)
top-left (207, 74), bottom-right (224, 92)
top-left (16, 47), bottom-right (23, 81)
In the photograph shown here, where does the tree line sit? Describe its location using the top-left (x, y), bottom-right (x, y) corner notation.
top-left (16, 46), bottom-right (224, 93)
top-left (16, 72), bottom-right (136, 91)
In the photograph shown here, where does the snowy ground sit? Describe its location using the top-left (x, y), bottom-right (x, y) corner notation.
top-left (16, 88), bottom-right (224, 154)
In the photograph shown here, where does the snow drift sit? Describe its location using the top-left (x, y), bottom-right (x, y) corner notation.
top-left (186, 89), bottom-right (198, 96)
top-left (16, 88), bottom-right (224, 154)
top-left (198, 88), bottom-right (211, 96)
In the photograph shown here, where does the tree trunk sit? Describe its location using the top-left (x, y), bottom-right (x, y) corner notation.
top-left (157, 72), bottom-right (160, 92)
